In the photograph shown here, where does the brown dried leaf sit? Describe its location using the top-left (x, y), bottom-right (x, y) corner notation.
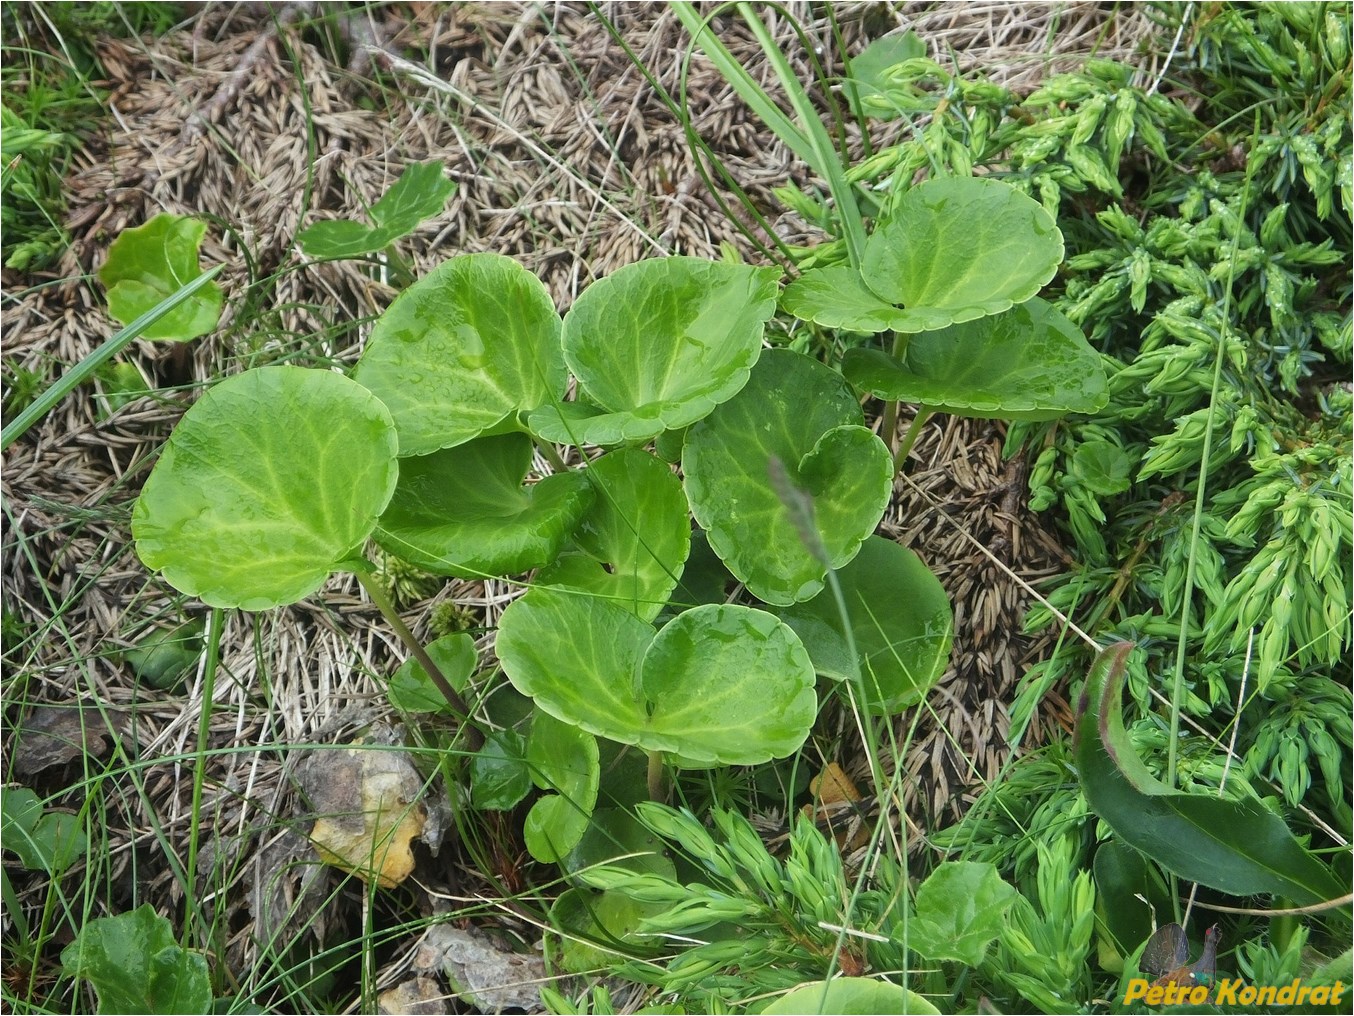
top-left (12, 704), bottom-right (121, 777)
top-left (299, 740), bottom-right (427, 889)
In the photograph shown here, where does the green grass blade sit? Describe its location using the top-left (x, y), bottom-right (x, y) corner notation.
top-left (1, 264), bottom-right (224, 451)
top-left (734, 2), bottom-right (867, 268)
top-left (670, 3), bottom-right (815, 167)
top-left (673, 2), bottom-right (867, 268)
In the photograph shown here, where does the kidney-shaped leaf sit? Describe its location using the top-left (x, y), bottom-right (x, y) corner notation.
top-left (909, 861), bottom-right (1018, 967)
top-left (683, 349), bottom-right (893, 606)
top-left (375, 433), bottom-right (592, 578)
top-left (98, 213), bottom-right (223, 342)
top-left (842, 298), bottom-right (1108, 420)
top-left (529, 257), bottom-right (780, 446)
top-left (388, 633), bottom-right (476, 713)
top-left (61, 904), bottom-right (212, 1016)
top-left (862, 176), bottom-right (1063, 322)
top-left (133, 367), bottom-right (399, 610)
top-left (1075, 643), bottom-right (1349, 907)
top-left (0, 787), bottom-right (86, 874)
top-left (537, 449), bottom-right (689, 621)
top-left (524, 710), bottom-right (601, 863)
top-left (355, 253), bottom-right (565, 456)
top-left (298, 161), bottom-right (457, 258)
top-left (497, 588), bottom-right (816, 766)
top-left (777, 536), bottom-right (951, 714)
top-left (780, 265), bottom-right (929, 334)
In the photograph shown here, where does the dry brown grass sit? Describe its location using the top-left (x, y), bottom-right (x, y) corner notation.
top-left (2, 3), bottom-right (1165, 1010)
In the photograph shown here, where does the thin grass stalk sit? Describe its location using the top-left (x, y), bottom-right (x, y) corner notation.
top-left (1165, 123), bottom-right (1258, 787)
top-left (183, 607), bottom-right (224, 950)
top-left (355, 571), bottom-right (481, 749)
top-left (669, 3), bottom-right (816, 167)
top-left (733, 2), bottom-right (867, 269)
top-left (590, 3), bottom-right (792, 267)
top-left (1, 265), bottom-right (224, 451)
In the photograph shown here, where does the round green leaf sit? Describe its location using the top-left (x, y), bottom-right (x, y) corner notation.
top-left (1071, 439), bottom-right (1134, 495)
top-left (497, 589), bottom-right (817, 765)
top-left (763, 979), bottom-right (940, 1015)
top-left (777, 536), bottom-right (952, 715)
top-left (548, 887), bottom-right (667, 973)
top-left (1, 788), bottom-right (87, 874)
top-left (862, 176), bottom-right (1063, 323)
top-left (61, 904), bottom-right (212, 1016)
top-left (374, 433), bottom-right (593, 578)
top-left (123, 618), bottom-right (205, 692)
top-left (387, 633), bottom-right (476, 713)
top-left (537, 449), bottom-right (690, 621)
top-left (841, 298), bottom-right (1109, 420)
top-left (132, 367), bottom-right (398, 610)
top-left (780, 264), bottom-right (922, 334)
top-left (98, 213), bottom-right (223, 342)
top-left (529, 257), bottom-right (781, 445)
top-left (354, 253), bottom-right (565, 456)
top-left (472, 730), bottom-right (532, 811)
top-left (682, 349), bottom-right (893, 605)
top-left (524, 710), bottom-right (600, 862)
top-left (909, 861), bottom-right (1018, 967)
top-left (561, 807), bottom-right (677, 879)
top-left (843, 31), bottom-right (927, 120)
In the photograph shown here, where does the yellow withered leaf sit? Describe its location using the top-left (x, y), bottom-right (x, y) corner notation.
top-left (306, 743), bottom-right (427, 888)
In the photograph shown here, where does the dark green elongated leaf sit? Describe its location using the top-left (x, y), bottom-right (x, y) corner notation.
top-left (1074, 642), bottom-right (1348, 906)
top-left (1092, 840), bottom-right (1174, 970)
top-left (861, 176), bottom-right (1063, 318)
top-left (98, 214), bottom-right (223, 342)
top-left (297, 161), bottom-right (457, 258)
top-left (776, 536), bottom-right (952, 715)
top-left (841, 298), bottom-right (1109, 420)
top-left (375, 433), bottom-right (593, 578)
top-left (683, 349), bottom-right (893, 605)
top-left (763, 979), bottom-right (940, 1015)
top-left (0, 787), bottom-right (86, 873)
top-left (132, 367), bottom-right (399, 610)
top-left (496, 588), bottom-right (816, 765)
top-left (523, 710), bottom-right (600, 862)
top-left (529, 257), bottom-right (780, 446)
top-left (355, 253), bottom-right (565, 455)
top-left (908, 861), bottom-right (1017, 967)
top-left (537, 449), bottom-right (690, 621)
top-left (387, 634), bottom-right (476, 713)
top-left (61, 903), bottom-right (212, 1015)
